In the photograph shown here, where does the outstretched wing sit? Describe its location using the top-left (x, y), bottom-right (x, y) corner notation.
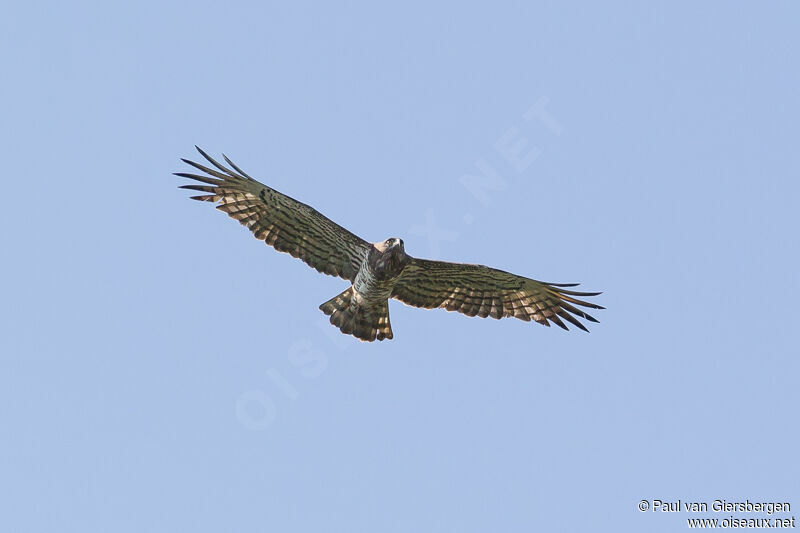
top-left (391, 258), bottom-right (603, 331)
top-left (175, 147), bottom-right (371, 281)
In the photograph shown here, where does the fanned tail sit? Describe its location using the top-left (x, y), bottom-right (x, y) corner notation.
top-left (319, 288), bottom-right (393, 342)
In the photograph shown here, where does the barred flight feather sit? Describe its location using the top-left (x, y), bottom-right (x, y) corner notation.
top-left (391, 258), bottom-right (603, 332)
top-left (176, 147), bottom-right (370, 282)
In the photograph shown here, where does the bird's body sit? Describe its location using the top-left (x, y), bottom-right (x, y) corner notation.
top-left (175, 147), bottom-right (603, 342)
top-left (321, 239), bottom-right (410, 340)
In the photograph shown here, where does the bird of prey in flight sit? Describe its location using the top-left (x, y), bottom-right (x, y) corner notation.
top-left (175, 147), bottom-right (603, 342)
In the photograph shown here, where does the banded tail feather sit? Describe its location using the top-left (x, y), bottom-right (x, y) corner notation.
top-left (319, 288), bottom-right (393, 342)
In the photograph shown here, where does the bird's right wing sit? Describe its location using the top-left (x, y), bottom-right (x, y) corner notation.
top-left (391, 258), bottom-right (603, 331)
top-left (176, 147), bottom-right (371, 282)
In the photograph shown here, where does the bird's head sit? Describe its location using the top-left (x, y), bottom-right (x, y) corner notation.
top-left (371, 237), bottom-right (409, 278)
top-left (384, 237), bottom-right (404, 251)
top-left (374, 237), bottom-right (404, 253)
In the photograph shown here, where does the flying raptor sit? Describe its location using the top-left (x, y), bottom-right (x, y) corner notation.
top-left (175, 147), bottom-right (603, 341)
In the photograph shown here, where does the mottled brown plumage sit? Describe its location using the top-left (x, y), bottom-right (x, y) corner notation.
top-left (392, 260), bottom-right (600, 331)
top-left (175, 147), bottom-right (603, 341)
top-left (176, 147), bottom-right (370, 281)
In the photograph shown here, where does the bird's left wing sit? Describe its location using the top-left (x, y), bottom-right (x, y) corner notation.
top-left (391, 258), bottom-right (603, 331)
top-left (176, 147), bottom-right (371, 282)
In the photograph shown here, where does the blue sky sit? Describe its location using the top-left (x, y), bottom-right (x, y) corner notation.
top-left (2, 1), bottom-right (798, 532)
